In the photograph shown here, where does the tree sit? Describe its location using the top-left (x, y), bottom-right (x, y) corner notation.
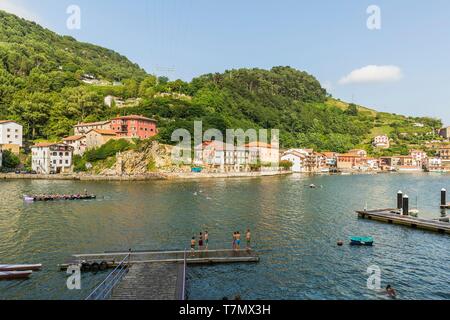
top-left (1, 150), bottom-right (20, 169)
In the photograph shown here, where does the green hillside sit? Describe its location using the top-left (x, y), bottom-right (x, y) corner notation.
top-left (0, 10), bottom-right (443, 155)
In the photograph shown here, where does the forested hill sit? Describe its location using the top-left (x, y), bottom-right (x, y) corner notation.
top-left (0, 10), bottom-right (442, 154)
top-left (0, 10), bottom-right (146, 80)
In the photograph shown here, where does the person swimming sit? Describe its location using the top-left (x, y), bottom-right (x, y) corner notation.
top-left (386, 285), bottom-right (397, 298)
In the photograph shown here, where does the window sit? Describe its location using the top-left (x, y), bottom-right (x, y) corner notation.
top-left (53, 152), bottom-right (57, 156)
top-left (59, 160), bottom-right (62, 164)
top-left (53, 160), bottom-right (56, 164)
top-left (65, 152), bottom-right (69, 156)
top-left (65, 160), bottom-right (69, 164)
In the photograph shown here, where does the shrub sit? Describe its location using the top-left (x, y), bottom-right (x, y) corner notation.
top-left (1, 150), bottom-right (20, 169)
top-left (85, 139), bottom-right (132, 162)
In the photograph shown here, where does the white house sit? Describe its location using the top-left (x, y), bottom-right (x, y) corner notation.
top-left (63, 135), bottom-right (87, 156)
top-left (373, 135), bottom-right (390, 149)
top-left (245, 141), bottom-right (280, 167)
top-left (410, 150), bottom-right (428, 167)
top-left (281, 149), bottom-right (311, 172)
top-left (31, 143), bottom-right (74, 174)
top-left (0, 120), bottom-right (23, 154)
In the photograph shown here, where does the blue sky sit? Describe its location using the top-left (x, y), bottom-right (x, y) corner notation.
top-left (1, 0), bottom-right (450, 124)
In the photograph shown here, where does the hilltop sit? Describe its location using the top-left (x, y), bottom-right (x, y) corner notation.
top-left (0, 10), bottom-right (442, 156)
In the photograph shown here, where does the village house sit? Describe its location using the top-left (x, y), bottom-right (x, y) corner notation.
top-left (110, 115), bottom-right (157, 140)
top-left (428, 157), bottom-right (444, 172)
top-left (366, 158), bottom-right (380, 171)
top-left (397, 156), bottom-right (421, 172)
top-left (380, 156), bottom-right (401, 171)
top-left (281, 150), bottom-right (308, 173)
top-left (410, 150), bottom-right (428, 168)
top-left (31, 143), bottom-right (74, 174)
top-left (0, 120), bottom-right (23, 155)
top-left (74, 121), bottom-right (111, 135)
top-left (85, 129), bottom-right (118, 150)
top-left (195, 140), bottom-right (249, 173)
top-left (336, 153), bottom-right (364, 171)
top-left (322, 151), bottom-right (338, 170)
top-left (373, 135), bottom-right (390, 149)
top-left (62, 135), bottom-right (87, 156)
top-left (438, 146), bottom-right (450, 169)
top-left (245, 141), bottom-right (279, 167)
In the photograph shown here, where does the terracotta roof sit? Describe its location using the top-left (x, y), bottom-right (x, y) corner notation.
top-left (63, 135), bottom-right (85, 141)
top-left (338, 153), bottom-right (360, 157)
top-left (32, 143), bottom-right (57, 148)
top-left (244, 142), bottom-right (278, 149)
top-left (112, 115), bottom-right (157, 122)
top-left (0, 120), bottom-right (18, 124)
top-left (74, 120), bottom-right (110, 127)
top-left (89, 129), bottom-right (117, 136)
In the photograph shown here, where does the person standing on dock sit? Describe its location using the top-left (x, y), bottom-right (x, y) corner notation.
top-left (199, 232), bottom-right (204, 250)
top-left (232, 232), bottom-right (237, 250)
top-left (190, 236), bottom-right (196, 255)
top-left (236, 231), bottom-right (241, 250)
top-left (246, 229), bottom-right (251, 249)
top-left (204, 231), bottom-right (209, 250)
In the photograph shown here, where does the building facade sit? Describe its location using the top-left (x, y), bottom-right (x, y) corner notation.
top-left (74, 121), bottom-right (111, 136)
top-left (245, 141), bottom-right (279, 166)
top-left (63, 135), bottom-right (87, 156)
top-left (373, 135), bottom-right (390, 149)
top-left (438, 127), bottom-right (450, 140)
top-left (31, 143), bottom-right (74, 174)
top-left (0, 120), bottom-right (23, 154)
top-left (195, 141), bottom-right (250, 172)
top-left (85, 129), bottom-right (118, 150)
top-left (110, 115), bottom-right (157, 140)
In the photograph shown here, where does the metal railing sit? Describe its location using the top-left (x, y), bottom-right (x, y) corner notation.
top-left (85, 254), bottom-right (130, 300)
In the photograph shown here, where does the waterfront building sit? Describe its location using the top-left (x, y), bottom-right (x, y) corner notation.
top-left (245, 141), bottom-right (279, 166)
top-left (74, 120), bottom-right (111, 135)
top-left (438, 146), bottom-right (450, 169)
top-left (322, 151), bottom-right (338, 169)
top-left (373, 135), bottom-right (390, 149)
top-left (365, 158), bottom-right (380, 171)
top-left (62, 135), bottom-right (87, 156)
top-left (410, 150), bottom-right (428, 167)
top-left (428, 157), bottom-right (444, 172)
top-left (31, 143), bottom-right (74, 174)
top-left (195, 140), bottom-right (250, 173)
top-left (281, 150), bottom-right (308, 173)
top-left (0, 120), bottom-right (23, 155)
top-left (85, 129), bottom-right (118, 150)
top-left (337, 153), bottom-right (364, 171)
top-left (110, 115), bottom-right (157, 140)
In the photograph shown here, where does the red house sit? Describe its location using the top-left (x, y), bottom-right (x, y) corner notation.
top-left (110, 115), bottom-right (157, 139)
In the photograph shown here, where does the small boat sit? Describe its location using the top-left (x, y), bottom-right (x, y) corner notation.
top-left (23, 194), bottom-right (97, 202)
top-left (309, 184), bottom-right (317, 189)
top-left (350, 236), bottom-right (374, 246)
top-left (0, 271), bottom-right (32, 281)
top-left (0, 264), bottom-right (42, 272)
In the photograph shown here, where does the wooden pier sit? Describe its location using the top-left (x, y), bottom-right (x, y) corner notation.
top-left (62, 249), bottom-right (259, 300)
top-left (356, 209), bottom-right (450, 235)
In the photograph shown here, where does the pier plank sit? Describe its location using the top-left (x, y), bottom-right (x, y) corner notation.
top-left (356, 209), bottom-right (450, 234)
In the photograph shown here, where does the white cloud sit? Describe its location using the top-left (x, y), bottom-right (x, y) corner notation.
top-left (0, 0), bottom-right (41, 23)
top-left (339, 65), bottom-right (403, 85)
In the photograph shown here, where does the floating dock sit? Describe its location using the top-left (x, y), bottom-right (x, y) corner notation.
top-left (61, 249), bottom-right (259, 300)
top-left (356, 209), bottom-right (450, 235)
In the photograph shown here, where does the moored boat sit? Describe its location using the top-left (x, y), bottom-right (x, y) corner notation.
top-left (0, 264), bottom-right (42, 272)
top-left (350, 236), bottom-right (374, 246)
top-left (0, 271), bottom-right (32, 281)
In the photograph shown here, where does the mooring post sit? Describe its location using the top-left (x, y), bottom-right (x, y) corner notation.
top-left (402, 195), bottom-right (409, 216)
top-left (441, 188), bottom-right (447, 207)
top-left (397, 191), bottom-right (403, 210)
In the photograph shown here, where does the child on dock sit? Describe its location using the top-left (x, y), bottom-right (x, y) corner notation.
top-left (199, 232), bottom-right (204, 250)
top-left (204, 231), bottom-right (209, 250)
top-left (190, 236), bottom-right (196, 255)
top-left (246, 229), bottom-right (251, 249)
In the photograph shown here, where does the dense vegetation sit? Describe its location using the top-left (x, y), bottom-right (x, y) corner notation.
top-left (0, 10), bottom-right (443, 156)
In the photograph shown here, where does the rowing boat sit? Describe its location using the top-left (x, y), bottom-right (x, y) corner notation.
top-left (23, 195), bottom-right (97, 202)
top-left (0, 271), bottom-right (32, 280)
top-left (0, 264), bottom-right (42, 272)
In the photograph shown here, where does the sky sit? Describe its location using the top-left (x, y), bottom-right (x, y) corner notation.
top-left (1, 0), bottom-right (450, 124)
